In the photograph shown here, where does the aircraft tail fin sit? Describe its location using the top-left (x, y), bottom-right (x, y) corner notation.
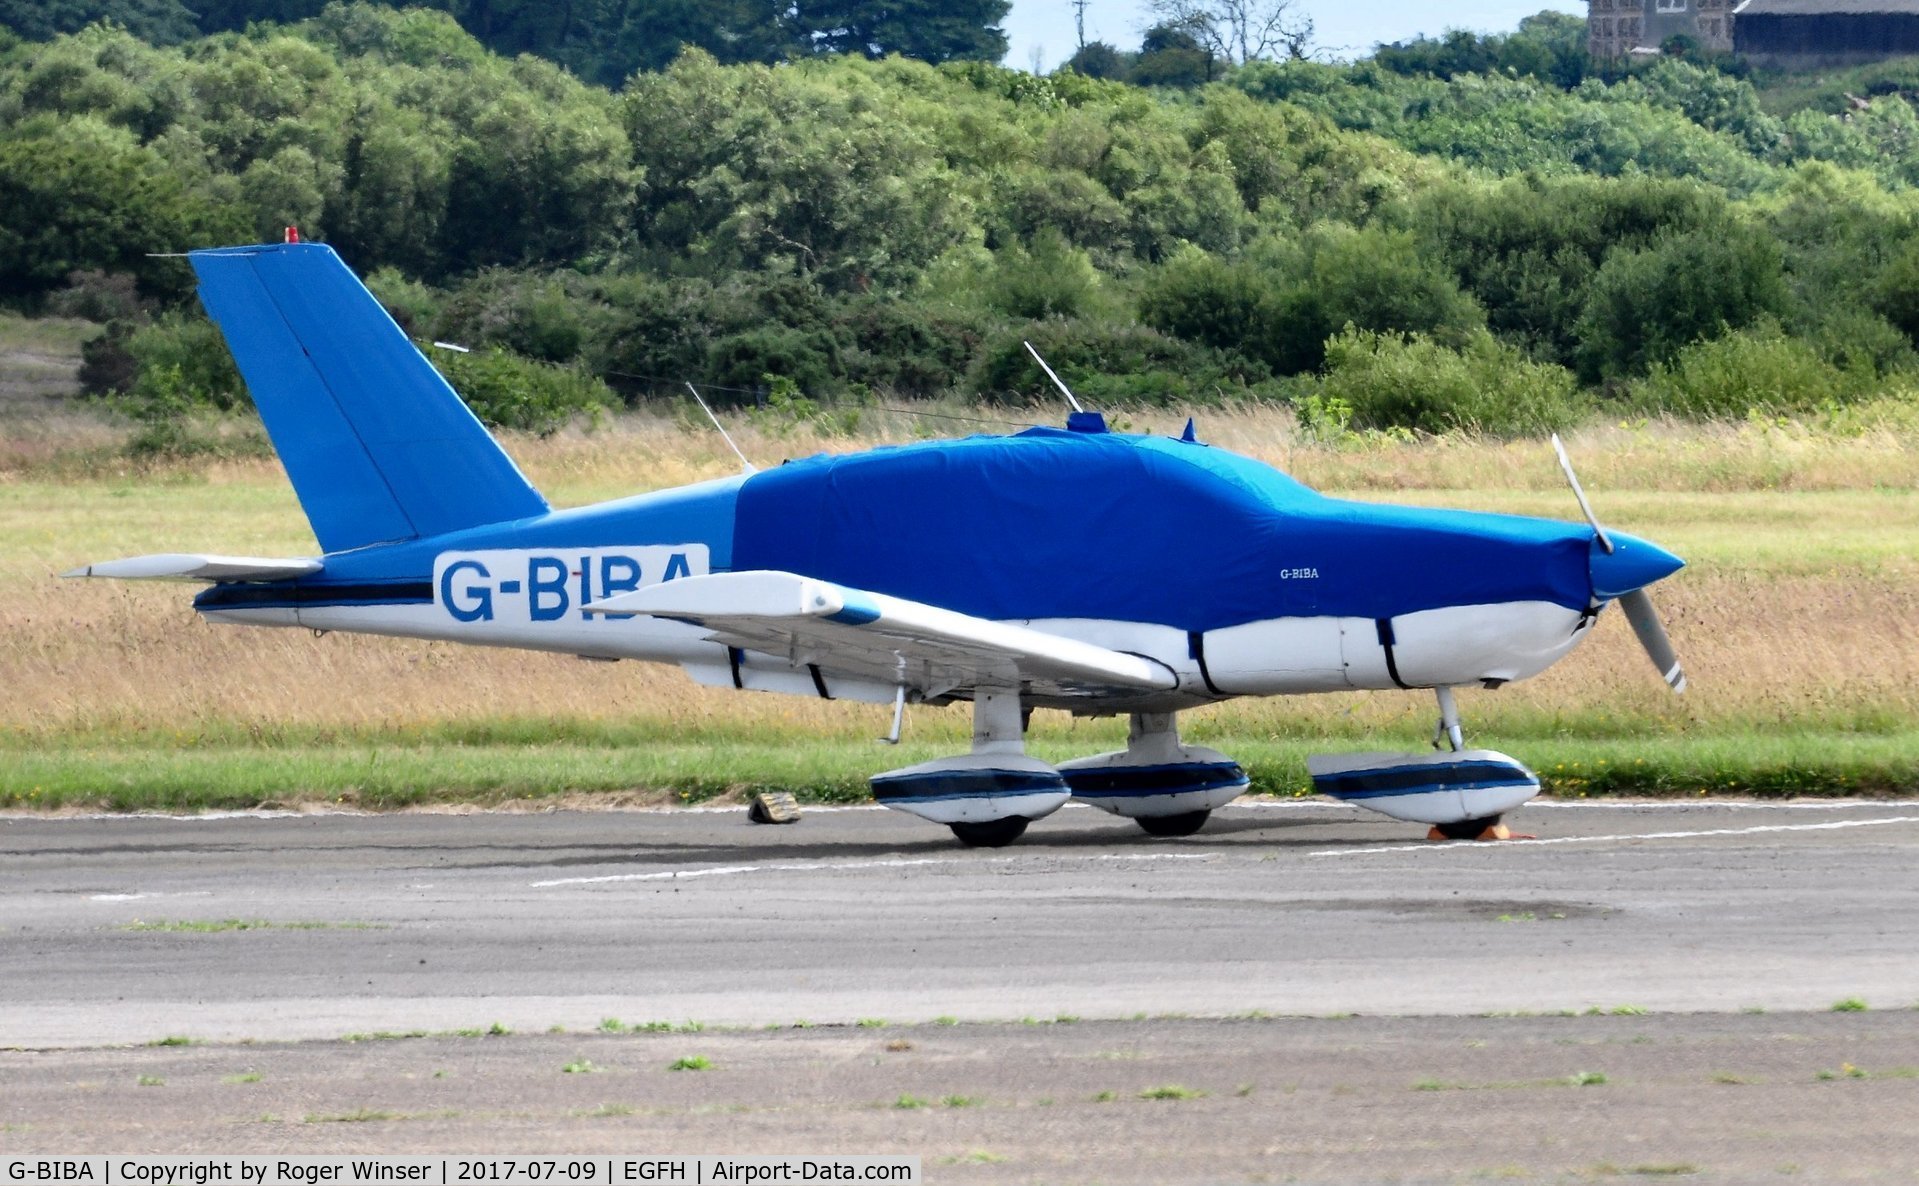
top-left (189, 243), bottom-right (549, 554)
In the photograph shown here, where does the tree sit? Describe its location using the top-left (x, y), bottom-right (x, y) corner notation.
top-left (1062, 39), bottom-right (1127, 81)
top-left (790, 0), bottom-right (1009, 63)
top-left (596, 0), bottom-right (797, 81)
top-left (0, 0), bottom-right (198, 44)
top-left (1146, 0), bottom-right (1310, 65)
top-left (1131, 23), bottom-right (1211, 87)
top-left (1574, 225), bottom-right (1790, 383)
top-left (0, 127), bottom-right (240, 302)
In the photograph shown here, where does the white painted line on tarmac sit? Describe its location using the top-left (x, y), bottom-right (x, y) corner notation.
top-left (1308, 815), bottom-right (1919, 857)
top-left (1232, 799), bottom-right (1905, 814)
top-left (533, 851), bottom-right (1217, 888)
top-left (1519, 800), bottom-right (1907, 812)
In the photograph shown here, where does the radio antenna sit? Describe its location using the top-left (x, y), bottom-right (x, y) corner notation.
top-left (1023, 341), bottom-right (1085, 414)
top-left (686, 381), bottom-right (757, 474)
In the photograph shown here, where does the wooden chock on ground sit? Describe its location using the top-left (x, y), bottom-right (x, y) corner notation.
top-left (1427, 822), bottom-right (1534, 842)
top-left (748, 791), bottom-right (802, 824)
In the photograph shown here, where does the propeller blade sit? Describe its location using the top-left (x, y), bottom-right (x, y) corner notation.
top-left (1551, 434), bottom-right (1613, 555)
top-left (1618, 589), bottom-right (1687, 694)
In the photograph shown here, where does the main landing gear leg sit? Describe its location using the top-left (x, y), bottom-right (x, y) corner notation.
top-left (1426, 687), bottom-right (1534, 843)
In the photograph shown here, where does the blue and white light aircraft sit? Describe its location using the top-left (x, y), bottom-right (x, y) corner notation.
top-left (69, 242), bottom-right (1688, 846)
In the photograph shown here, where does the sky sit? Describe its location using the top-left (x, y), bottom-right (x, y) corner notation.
top-left (1001, 1), bottom-right (1587, 71)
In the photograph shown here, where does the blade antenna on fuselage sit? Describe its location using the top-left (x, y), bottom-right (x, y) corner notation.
top-left (686, 382), bottom-right (758, 475)
top-left (1022, 341), bottom-right (1085, 414)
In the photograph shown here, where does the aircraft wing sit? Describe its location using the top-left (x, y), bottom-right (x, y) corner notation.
top-left (63, 554), bottom-right (323, 582)
top-left (585, 570), bottom-right (1177, 700)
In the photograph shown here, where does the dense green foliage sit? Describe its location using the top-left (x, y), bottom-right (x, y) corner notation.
top-left (7, 5), bottom-right (1919, 439)
top-left (0, 0), bottom-right (1012, 85)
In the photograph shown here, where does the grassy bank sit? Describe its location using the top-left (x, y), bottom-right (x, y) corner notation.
top-left (2, 408), bottom-right (1915, 810)
top-left (3, 728), bottom-right (1915, 812)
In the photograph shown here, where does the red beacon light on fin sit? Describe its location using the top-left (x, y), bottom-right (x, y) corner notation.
top-left (285, 226), bottom-right (300, 244)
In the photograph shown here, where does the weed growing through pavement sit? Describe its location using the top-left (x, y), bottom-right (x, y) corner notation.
top-left (938, 1153), bottom-right (1004, 1166)
top-left (668, 1056), bottom-right (711, 1072)
top-left (450, 1022), bottom-right (512, 1037)
top-left (1138, 1085), bottom-right (1206, 1100)
top-left (304, 1109), bottom-right (398, 1123)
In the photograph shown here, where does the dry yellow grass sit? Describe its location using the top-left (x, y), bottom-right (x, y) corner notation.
top-left (2, 404), bottom-right (1914, 753)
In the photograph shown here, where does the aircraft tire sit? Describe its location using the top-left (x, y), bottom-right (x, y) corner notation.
top-left (1432, 815), bottom-right (1500, 841)
top-left (1136, 810), bottom-right (1210, 837)
top-left (949, 817), bottom-right (1030, 847)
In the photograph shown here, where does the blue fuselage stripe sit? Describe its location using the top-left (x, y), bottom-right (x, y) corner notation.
top-left (195, 581), bottom-right (432, 611)
top-left (1313, 762), bottom-right (1538, 800)
top-left (1063, 761), bottom-right (1248, 798)
top-left (870, 770), bottom-right (1066, 802)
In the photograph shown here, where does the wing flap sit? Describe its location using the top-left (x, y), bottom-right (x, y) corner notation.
top-left (586, 571), bottom-right (1176, 696)
top-left (63, 554), bottom-right (323, 582)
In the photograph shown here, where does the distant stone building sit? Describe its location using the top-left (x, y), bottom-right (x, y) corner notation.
top-left (1732, 0), bottom-right (1919, 67)
top-left (1588, 0), bottom-right (1737, 58)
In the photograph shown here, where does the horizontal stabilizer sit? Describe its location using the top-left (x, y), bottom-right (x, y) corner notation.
top-left (586, 570), bottom-right (1177, 699)
top-left (63, 554), bottom-right (322, 582)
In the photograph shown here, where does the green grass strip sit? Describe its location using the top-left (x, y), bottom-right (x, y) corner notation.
top-left (2, 730), bottom-right (1913, 811)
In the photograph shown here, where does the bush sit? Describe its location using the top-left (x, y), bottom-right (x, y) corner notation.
top-left (1802, 308), bottom-right (1915, 380)
top-left (1136, 250), bottom-right (1281, 365)
top-left (969, 319), bottom-right (1275, 406)
top-left (1316, 327), bottom-right (1584, 436)
top-left (1872, 237), bottom-right (1919, 345)
top-left (1414, 174), bottom-right (1732, 369)
top-left (125, 312), bottom-right (246, 410)
top-left (434, 346), bottom-right (615, 435)
top-left (984, 228), bottom-right (1103, 321)
top-left (85, 311), bottom-right (246, 412)
top-left (433, 269), bottom-right (601, 364)
top-left (1629, 325), bottom-right (1870, 419)
top-left (1575, 224), bottom-right (1790, 383)
top-left (1138, 228), bottom-right (1484, 377)
top-left (364, 267), bottom-right (446, 340)
top-left (49, 269), bottom-right (149, 323)
top-left (704, 327), bottom-right (840, 399)
top-left (834, 299), bottom-right (985, 398)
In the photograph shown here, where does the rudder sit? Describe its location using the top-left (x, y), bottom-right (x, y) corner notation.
top-left (190, 243), bottom-right (548, 554)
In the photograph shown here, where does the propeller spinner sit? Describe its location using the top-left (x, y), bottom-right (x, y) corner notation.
top-left (1551, 435), bottom-right (1688, 694)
